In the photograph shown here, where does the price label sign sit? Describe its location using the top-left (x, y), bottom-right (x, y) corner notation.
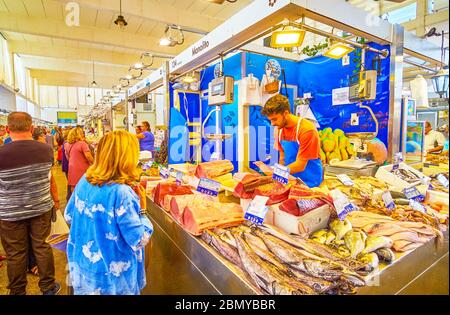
top-left (337, 174), bottom-right (354, 186)
top-left (244, 196), bottom-right (270, 225)
top-left (176, 172), bottom-right (183, 185)
top-left (409, 199), bottom-right (427, 213)
top-left (382, 191), bottom-right (396, 211)
top-left (273, 163), bottom-right (290, 185)
top-left (437, 174), bottom-right (449, 189)
top-left (392, 153), bottom-right (403, 171)
top-left (196, 178), bottom-right (221, 197)
top-left (330, 189), bottom-right (358, 221)
top-left (187, 176), bottom-right (200, 189)
top-left (159, 166), bottom-right (169, 179)
top-left (403, 186), bottom-right (425, 202)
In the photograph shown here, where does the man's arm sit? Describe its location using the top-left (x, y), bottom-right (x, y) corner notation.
top-left (428, 132), bottom-right (445, 153)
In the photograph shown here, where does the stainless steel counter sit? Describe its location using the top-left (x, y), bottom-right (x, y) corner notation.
top-left (142, 197), bottom-right (449, 295)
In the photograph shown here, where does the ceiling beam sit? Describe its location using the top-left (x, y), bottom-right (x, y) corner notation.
top-left (0, 13), bottom-right (180, 57)
top-left (30, 69), bottom-right (120, 88)
top-left (7, 40), bottom-right (161, 67)
top-left (54, 0), bottom-right (224, 34)
top-left (20, 55), bottom-right (130, 78)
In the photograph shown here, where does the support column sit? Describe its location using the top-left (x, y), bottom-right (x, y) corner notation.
top-left (387, 23), bottom-right (405, 163)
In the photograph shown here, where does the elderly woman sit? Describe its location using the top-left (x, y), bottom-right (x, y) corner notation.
top-left (64, 130), bottom-right (153, 295)
top-left (64, 126), bottom-right (94, 200)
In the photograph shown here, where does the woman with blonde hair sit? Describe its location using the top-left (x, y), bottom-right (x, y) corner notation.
top-left (64, 130), bottom-right (153, 295)
top-left (64, 126), bottom-right (94, 200)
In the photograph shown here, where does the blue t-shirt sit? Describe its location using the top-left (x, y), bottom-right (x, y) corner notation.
top-left (64, 176), bottom-right (153, 295)
top-left (139, 131), bottom-right (154, 152)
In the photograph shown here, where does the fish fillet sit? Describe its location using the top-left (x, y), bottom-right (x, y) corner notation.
top-left (389, 231), bottom-right (422, 243)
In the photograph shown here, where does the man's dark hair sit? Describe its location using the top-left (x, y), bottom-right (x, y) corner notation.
top-left (261, 94), bottom-right (291, 116)
top-left (7, 112), bottom-right (32, 132)
top-left (32, 127), bottom-right (44, 140)
top-left (425, 121), bottom-right (432, 128)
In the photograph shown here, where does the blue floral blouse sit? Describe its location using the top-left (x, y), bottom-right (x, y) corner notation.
top-left (64, 176), bottom-right (153, 295)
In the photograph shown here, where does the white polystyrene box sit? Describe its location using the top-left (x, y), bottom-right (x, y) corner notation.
top-left (375, 162), bottom-right (430, 190)
top-left (273, 204), bottom-right (331, 236)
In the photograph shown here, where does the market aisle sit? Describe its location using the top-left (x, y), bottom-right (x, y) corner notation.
top-left (0, 166), bottom-right (69, 295)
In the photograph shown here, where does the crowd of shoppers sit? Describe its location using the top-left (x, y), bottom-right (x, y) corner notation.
top-left (0, 113), bottom-right (154, 295)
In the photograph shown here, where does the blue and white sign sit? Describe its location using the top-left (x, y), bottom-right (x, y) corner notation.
top-left (382, 191), bottom-right (396, 211)
top-left (244, 196), bottom-right (270, 226)
top-left (337, 174), bottom-right (354, 186)
top-left (409, 199), bottom-right (427, 213)
top-left (196, 178), bottom-right (221, 197)
top-left (392, 153), bottom-right (403, 171)
top-left (403, 186), bottom-right (425, 202)
top-left (330, 189), bottom-right (358, 221)
top-left (176, 172), bottom-right (183, 185)
top-left (159, 166), bottom-right (169, 179)
top-left (437, 174), bottom-right (449, 189)
top-left (273, 163), bottom-right (290, 185)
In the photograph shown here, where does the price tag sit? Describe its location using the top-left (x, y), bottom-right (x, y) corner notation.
top-left (142, 161), bottom-right (153, 171)
top-left (244, 196), bottom-right (270, 225)
top-left (188, 176), bottom-right (200, 189)
top-left (159, 166), bottom-right (169, 179)
top-left (196, 178), bottom-right (221, 197)
top-left (392, 153), bottom-right (403, 171)
top-left (176, 172), bottom-right (183, 185)
top-left (337, 174), bottom-right (354, 186)
top-left (409, 199), bottom-right (427, 213)
top-left (437, 174), bottom-right (449, 189)
top-left (330, 189), bottom-right (358, 221)
top-left (272, 163), bottom-right (290, 185)
top-left (382, 191), bottom-right (396, 211)
top-left (402, 186), bottom-right (425, 202)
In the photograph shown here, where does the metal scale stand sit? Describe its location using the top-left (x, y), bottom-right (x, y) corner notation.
top-left (202, 57), bottom-right (234, 160)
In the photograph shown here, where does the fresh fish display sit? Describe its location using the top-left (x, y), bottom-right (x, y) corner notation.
top-left (359, 253), bottom-right (380, 271)
top-left (330, 219), bottom-right (352, 241)
top-left (390, 168), bottom-right (421, 183)
top-left (362, 235), bottom-right (393, 255)
top-left (344, 231), bottom-right (366, 259)
top-left (233, 232), bottom-right (313, 295)
top-left (374, 248), bottom-right (395, 263)
top-left (201, 230), bottom-right (243, 269)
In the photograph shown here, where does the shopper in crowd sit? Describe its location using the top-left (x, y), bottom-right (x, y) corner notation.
top-left (135, 125), bottom-right (143, 135)
top-left (136, 121), bottom-right (155, 156)
top-left (1, 124), bottom-right (12, 145)
top-left (65, 130), bottom-right (153, 295)
top-left (425, 121), bottom-right (446, 154)
top-left (261, 94), bottom-right (323, 188)
top-left (64, 126), bottom-right (94, 201)
top-left (0, 112), bottom-right (61, 295)
top-left (32, 127), bottom-right (46, 143)
top-left (55, 127), bottom-right (64, 165)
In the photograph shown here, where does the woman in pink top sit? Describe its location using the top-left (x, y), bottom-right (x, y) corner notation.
top-left (64, 127), bottom-right (94, 200)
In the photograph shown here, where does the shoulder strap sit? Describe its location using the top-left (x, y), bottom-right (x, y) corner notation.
top-left (295, 118), bottom-right (303, 145)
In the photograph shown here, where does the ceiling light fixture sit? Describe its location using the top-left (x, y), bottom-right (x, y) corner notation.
top-left (431, 30), bottom-right (449, 98)
top-left (159, 24), bottom-right (185, 47)
top-left (114, 0), bottom-right (128, 29)
top-left (271, 29), bottom-right (306, 48)
top-left (181, 71), bottom-right (199, 84)
top-left (323, 41), bottom-right (355, 59)
top-left (91, 61), bottom-right (97, 87)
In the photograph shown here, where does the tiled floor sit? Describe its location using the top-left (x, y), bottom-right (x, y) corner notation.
top-left (0, 165), bottom-right (70, 295)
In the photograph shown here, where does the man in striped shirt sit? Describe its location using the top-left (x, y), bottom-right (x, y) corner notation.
top-left (0, 112), bottom-right (61, 295)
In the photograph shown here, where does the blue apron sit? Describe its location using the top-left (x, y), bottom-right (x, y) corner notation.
top-left (279, 118), bottom-right (323, 188)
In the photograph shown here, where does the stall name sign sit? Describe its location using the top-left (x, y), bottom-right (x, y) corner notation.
top-left (159, 166), bottom-right (169, 179)
top-left (244, 196), bottom-right (270, 225)
top-left (273, 163), bottom-right (290, 185)
top-left (402, 186), bottom-right (425, 202)
top-left (330, 189), bottom-right (358, 221)
top-left (337, 174), bottom-right (354, 186)
top-left (381, 191), bottom-right (396, 211)
top-left (197, 178), bottom-right (221, 197)
top-left (192, 40), bottom-right (210, 56)
top-left (437, 174), bottom-right (449, 189)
